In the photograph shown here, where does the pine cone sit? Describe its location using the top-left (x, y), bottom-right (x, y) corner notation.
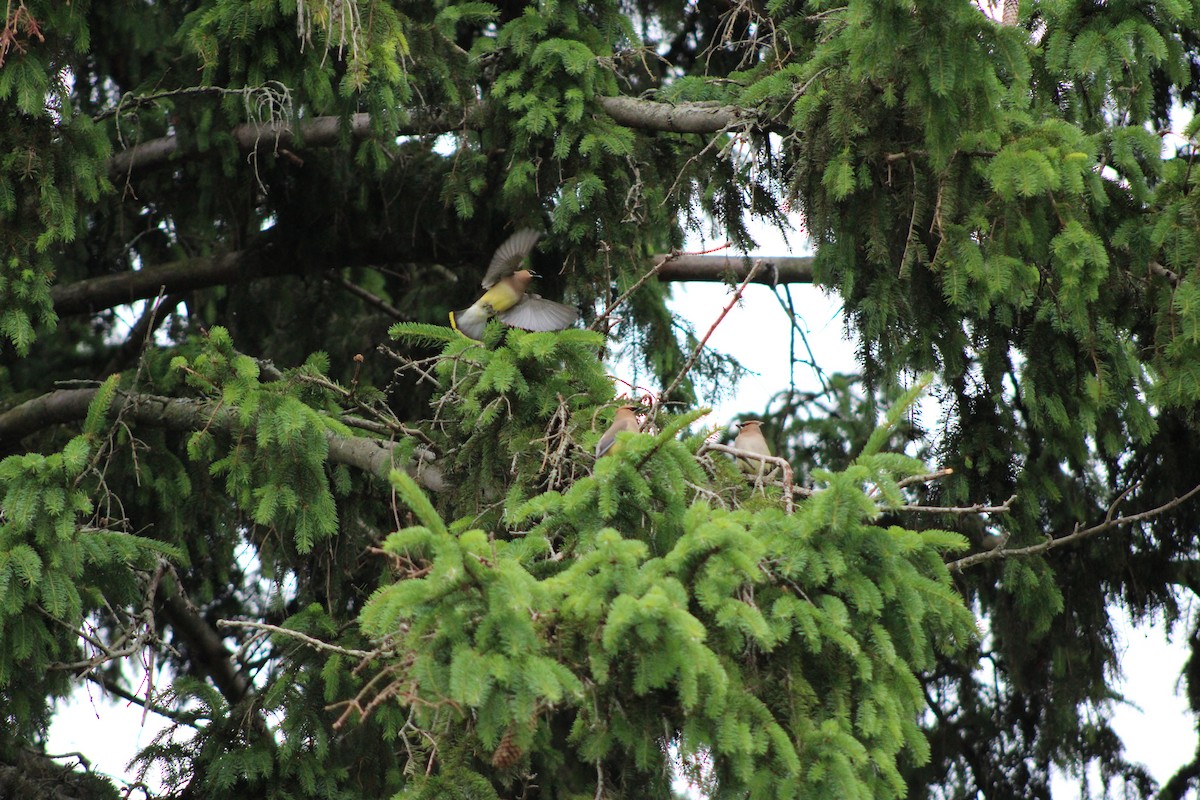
top-left (490, 727), bottom-right (522, 769)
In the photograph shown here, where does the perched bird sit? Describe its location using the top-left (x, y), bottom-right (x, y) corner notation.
top-left (596, 406), bottom-right (639, 459)
top-left (734, 419), bottom-right (777, 477)
top-left (449, 229), bottom-right (579, 340)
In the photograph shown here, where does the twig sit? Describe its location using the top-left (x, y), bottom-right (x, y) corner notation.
top-left (102, 289), bottom-right (184, 375)
top-left (85, 674), bottom-right (202, 728)
top-left (660, 259), bottom-right (763, 403)
top-left (295, 371), bottom-right (437, 448)
top-left (590, 251), bottom-right (678, 330)
top-left (891, 494), bottom-right (1017, 515)
top-left (700, 441), bottom-right (794, 514)
top-left (948, 482), bottom-right (1200, 572)
top-left (896, 468), bottom-right (954, 488)
top-left (216, 619), bottom-right (379, 659)
top-left (327, 271), bottom-right (410, 320)
top-left (771, 284), bottom-right (830, 394)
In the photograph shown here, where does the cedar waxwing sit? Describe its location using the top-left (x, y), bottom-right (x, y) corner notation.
top-left (596, 406), bottom-right (639, 459)
top-left (734, 419), bottom-right (777, 477)
top-left (449, 229), bottom-right (579, 340)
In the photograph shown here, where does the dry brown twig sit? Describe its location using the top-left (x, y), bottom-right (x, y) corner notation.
top-left (700, 441), bottom-right (795, 514)
top-left (529, 393), bottom-right (585, 493)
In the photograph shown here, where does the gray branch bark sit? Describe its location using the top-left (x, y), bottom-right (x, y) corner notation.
top-left (0, 388), bottom-right (445, 491)
top-left (51, 250), bottom-right (273, 316)
top-left (596, 96), bottom-right (745, 134)
top-left (110, 106), bottom-right (483, 176)
top-left (50, 252), bottom-right (813, 320)
top-left (108, 96), bottom-right (754, 176)
top-left (654, 254), bottom-right (814, 284)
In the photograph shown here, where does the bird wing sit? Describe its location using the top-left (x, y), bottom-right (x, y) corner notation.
top-left (497, 295), bottom-right (578, 332)
top-left (595, 429), bottom-right (619, 459)
top-left (481, 228), bottom-right (542, 288)
top-left (596, 414), bottom-right (637, 458)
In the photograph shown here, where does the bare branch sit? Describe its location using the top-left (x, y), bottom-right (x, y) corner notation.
top-left (896, 468), bottom-right (955, 488)
top-left (700, 441), bottom-right (795, 514)
top-left (84, 674), bottom-right (203, 728)
top-left (1150, 260), bottom-right (1181, 288)
top-left (596, 95), bottom-right (744, 133)
top-left (109, 107), bottom-right (479, 176)
top-left (51, 250), bottom-right (280, 317)
top-left (217, 619), bottom-right (379, 659)
top-left (947, 482), bottom-right (1200, 572)
top-left (591, 251), bottom-right (678, 331)
top-left (892, 494), bottom-right (1017, 515)
top-left (326, 273), bottom-right (410, 320)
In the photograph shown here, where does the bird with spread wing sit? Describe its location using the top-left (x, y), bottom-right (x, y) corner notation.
top-left (449, 229), bottom-right (579, 340)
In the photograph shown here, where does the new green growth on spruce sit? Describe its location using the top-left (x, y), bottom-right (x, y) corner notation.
top-left (351, 331), bottom-right (977, 799)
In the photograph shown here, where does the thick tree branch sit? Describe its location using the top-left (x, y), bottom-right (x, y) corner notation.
top-left (51, 249), bottom-right (280, 317)
top-left (109, 106), bottom-right (481, 176)
top-left (159, 586), bottom-right (253, 706)
top-left (51, 251), bottom-right (815, 320)
top-left (107, 97), bottom-right (753, 176)
top-left (596, 96), bottom-right (745, 134)
top-left (0, 387), bottom-right (445, 491)
top-left (654, 254), bottom-right (814, 284)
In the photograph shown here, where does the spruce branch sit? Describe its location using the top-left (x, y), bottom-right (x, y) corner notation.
top-left (0, 387), bottom-right (446, 491)
top-left (947, 482), bottom-right (1200, 572)
top-left (45, 559), bottom-right (165, 677)
top-left (84, 674), bottom-right (203, 728)
top-left (294, 370), bottom-right (437, 449)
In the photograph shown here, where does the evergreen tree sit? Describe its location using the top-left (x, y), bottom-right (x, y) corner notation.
top-left (1, 1), bottom-right (1199, 798)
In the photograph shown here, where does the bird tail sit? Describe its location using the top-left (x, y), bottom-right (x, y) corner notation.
top-left (449, 306), bottom-right (489, 340)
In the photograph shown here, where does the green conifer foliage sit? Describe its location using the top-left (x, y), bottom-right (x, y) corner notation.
top-left (350, 336), bottom-right (975, 799)
top-left (3, 0), bottom-right (1200, 797)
